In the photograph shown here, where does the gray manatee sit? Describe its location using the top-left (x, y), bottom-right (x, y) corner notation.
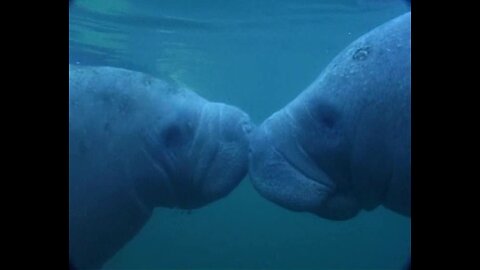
top-left (69, 65), bottom-right (252, 269)
top-left (249, 12), bottom-right (410, 220)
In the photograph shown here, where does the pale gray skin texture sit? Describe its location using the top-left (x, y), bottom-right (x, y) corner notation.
top-left (69, 65), bottom-right (252, 269)
top-left (249, 12), bottom-right (410, 220)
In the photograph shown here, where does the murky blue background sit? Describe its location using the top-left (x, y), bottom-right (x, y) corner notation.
top-left (69, 0), bottom-right (410, 269)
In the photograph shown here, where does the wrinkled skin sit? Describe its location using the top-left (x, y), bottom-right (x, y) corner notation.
top-left (69, 65), bottom-right (252, 269)
top-left (249, 12), bottom-right (410, 220)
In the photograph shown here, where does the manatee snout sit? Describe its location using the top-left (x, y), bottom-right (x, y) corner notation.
top-left (141, 101), bottom-right (253, 210)
top-left (189, 103), bottom-right (253, 206)
top-left (248, 122), bottom-right (360, 221)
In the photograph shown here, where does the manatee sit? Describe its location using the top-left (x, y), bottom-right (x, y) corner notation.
top-left (69, 65), bottom-right (252, 269)
top-left (249, 12), bottom-right (410, 220)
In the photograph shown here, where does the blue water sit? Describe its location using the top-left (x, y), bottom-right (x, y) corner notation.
top-left (69, 0), bottom-right (411, 269)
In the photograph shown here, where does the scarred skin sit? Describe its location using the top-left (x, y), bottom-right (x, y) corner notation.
top-left (249, 12), bottom-right (411, 220)
top-left (69, 65), bottom-right (252, 269)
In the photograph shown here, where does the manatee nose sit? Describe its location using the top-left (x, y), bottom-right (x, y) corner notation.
top-left (241, 119), bottom-right (254, 137)
top-left (216, 104), bottom-right (253, 142)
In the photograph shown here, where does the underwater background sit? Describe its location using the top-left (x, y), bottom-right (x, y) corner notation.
top-left (69, 0), bottom-right (411, 269)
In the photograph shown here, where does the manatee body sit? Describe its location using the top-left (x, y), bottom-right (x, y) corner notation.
top-left (249, 12), bottom-right (410, 220)
top-left (69, 65), bottom-right (252, 269)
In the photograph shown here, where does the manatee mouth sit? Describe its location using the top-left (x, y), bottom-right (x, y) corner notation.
top-left (251, 148), bottom-right (334, 212)
top-left (249, 125), bottom-right (333, 210)
top-left (278, 146), bottom-right (335, 194)
top-left (249, 125), bottom-right (360, 220)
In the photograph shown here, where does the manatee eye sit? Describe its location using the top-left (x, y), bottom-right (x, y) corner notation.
top-left (163, 124), bottom-right (184, 148)
top-left (321, 114), bottom-right (335, 129)
top-left (310, 101), bottom-right (339, 130)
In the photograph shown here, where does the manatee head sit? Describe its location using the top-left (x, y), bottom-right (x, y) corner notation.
top-left (248, 12), bottom-right (411, 220)
top-left (69, 65), bottom-right (253, 211)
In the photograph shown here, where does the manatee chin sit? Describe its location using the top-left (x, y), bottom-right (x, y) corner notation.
top-left (69, 65), bottom-right (252, 269)
top-left (249, 12), bottom-right (411, 221)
